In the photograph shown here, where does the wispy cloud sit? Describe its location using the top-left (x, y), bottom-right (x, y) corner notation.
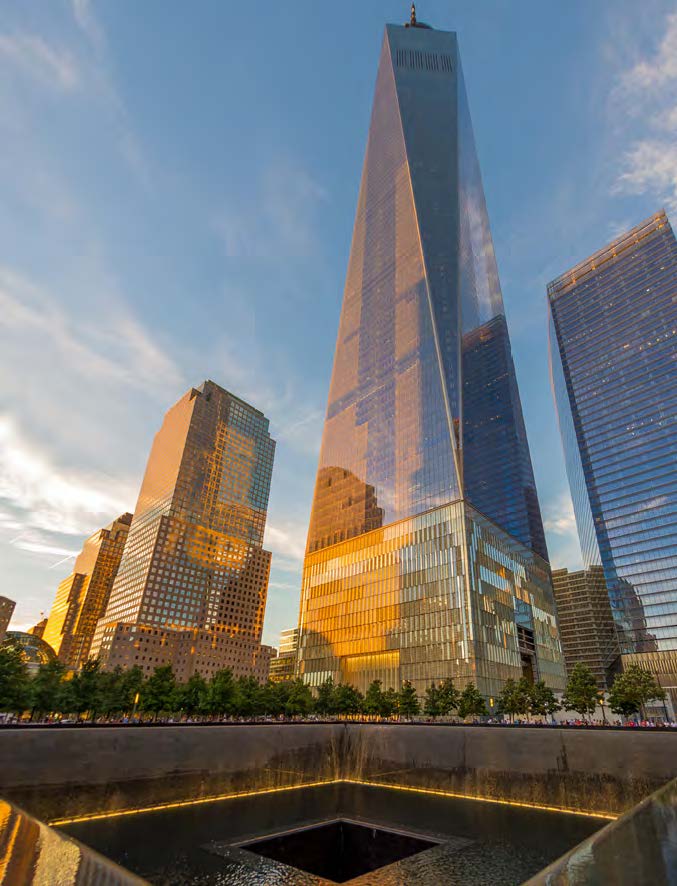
top-left (264, 521), bottom-right (307, 564)
top-left (215, 162), bottom-right (328, 260)
top-left (0, 33), bottom-right (81, 92)
top-left (0, 267), bottom-right (183, 398)
top-left (0, 414), bottom-right (135, 539)
top-left (71, 0), bottom-right (105, 50)
top-left (612, 11), bottom-right (677, 212)
top-left (543, 490), bottom-right (577, 536)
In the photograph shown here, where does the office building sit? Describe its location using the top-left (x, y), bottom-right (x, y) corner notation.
top-left (0, 597), bottom-right (15, 644)
top-left (551, 567), bottom-right (618, 689)
top-left (269, 628), bottom-right (299, 682)
top-left (28, 619), bottom-right (48, 640)
top-left (297, 14), bottom-right (564, 698)
top-left (548, 210), bottom-right (677, 713)
top-left (43, 513), bottom-right (132, 670)
top-left (91, 381), bottom-right (276, 681)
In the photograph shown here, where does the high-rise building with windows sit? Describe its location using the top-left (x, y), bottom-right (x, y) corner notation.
top-left (0, 597), bottom-right (15, 644)
top-left (548, 210), bottom-right (677, 714)
top-left (91, 381), bottom-right (276, 682)
top-left (43, 513), bottom-right (132, 670)
top-left (269, 627), bottom-right (299, 682)
top-left (551, 567), bottom-right (618, 689)
top-left (297, 13), bottom-right (564, 699)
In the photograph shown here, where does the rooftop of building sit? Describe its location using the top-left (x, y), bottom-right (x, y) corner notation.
top-left (547, 209), bottom-right (670, 300)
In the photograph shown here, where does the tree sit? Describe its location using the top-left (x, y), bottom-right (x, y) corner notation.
top-left (234, 676), bottom-right (264, 718)
top-left (178, 672), bottom-right (208, 717)
top-left (363, 680), bottom-right (385, 717)
top-left (458, 683), bottom-right (488, 720)
top-left (381, 688), bottom-right (399, 718)
top-left (284, 679), bottom-right (314, 717)
top-left (121, 666), bottom-right (145, 713)
top-left (69, 659), bottom-right (105, 720)
top-left (423, 683), bottom-right (443, 719)
top-left (608, 665), bottom-right (666, 720)
top-left (333, 683), bottom-right (363, 715)
top-left (315, 677), bottom-right (336, 715)
top-left (141, 665), bottom-right (178, 718)
top-left (562, 663), bottom-right (598, 720)
top-left (0, 642), bottom-right (30, 714)
top-left (438, 678), bottom-right (460, 716)
top-left (30, 659), bottom-right (67, 718)
top-left (497, 678), bottom-right (523, 722)
top-left (397, 681), bottom-right (420, 718)
top-left (529, 680), bottom-right (560, 719)
top-left (204, 668), bottom-right (236, 716)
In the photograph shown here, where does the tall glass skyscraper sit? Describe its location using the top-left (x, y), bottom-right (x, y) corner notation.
top-left (43, 513), bottom-right (132, 670)
top-left (91, 381), bottom-right (276, 681)
top-left (548, 210), bottom-right (677, 711)
top-left (297, 15), bottom-right (564, 699)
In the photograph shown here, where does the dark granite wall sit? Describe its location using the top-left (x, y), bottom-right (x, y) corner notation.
top-left (2, 724), bottom-right (675, 822)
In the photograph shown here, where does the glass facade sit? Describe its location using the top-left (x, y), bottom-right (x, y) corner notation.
top-left (299, 22), bottom-right (561, 696)
top-left (548, 210), bottom-right (677, 710)
top-left (551, 567), bottom-right (618, 689)
top-left (300, 499), bottom-right (563, 697)
top-left (91, 381), bottom-right (276, 680)
top-left (43, 513), bottom-right (132, 670)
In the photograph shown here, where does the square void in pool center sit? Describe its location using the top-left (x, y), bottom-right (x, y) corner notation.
top-left (240, 818), bottom-right (442, 882)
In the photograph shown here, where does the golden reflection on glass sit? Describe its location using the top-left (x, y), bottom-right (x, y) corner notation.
top-left (91, 381), bottom-right (275, 682)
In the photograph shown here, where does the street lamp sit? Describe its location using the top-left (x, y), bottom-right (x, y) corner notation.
top-left (598, 691), bottom-right (608, 725)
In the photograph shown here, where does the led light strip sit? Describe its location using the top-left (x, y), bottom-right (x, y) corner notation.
top-left (49, 780), bottom-right (342, 826)
top-left (50, 777), bottom-right (617, 826)
top-left (342, 779), bottom-right (617, 820)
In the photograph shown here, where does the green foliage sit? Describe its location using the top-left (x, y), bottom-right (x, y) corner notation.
top-left (437, 678), bottom-right (460, 716)
top-left (562, 663), bottom-right (598, 719)
top-left (608, 665), bottom-right (666, 719)
top-left (363, 680), bottom-right (385, 716)
top-left (497, 678), bottom-right (523, 721)
top-left (30, 659), bottom-right (67, 717)
top-left (458, 683), bottom-right (487, 720)
top-left (203, 668), bottom-right (236, 716)
top-left (140, 665), bottom-right (178, 717)
top-left (397, 680), bottom-right (420, 717)
top-left (178, 672), bottom-right (208, 716)
top-left (381, 687), bottom-right (399, 718)
top-left (282, 679), bottom-right (314, 717)
top-left (68, 659), bottom-right (105, 719)
top-left (496, 677), bottom-right (554, 721)
top-left (333, 682), bottom-right (363, 715)
top-left (315, 677), bottom-right (336, 715)
top-left (235, 676), bottom-right (264, 717)
top-left (423, 683), bottom-right (442, 718)
top-left (0, 642), bottom-right (31, 713)
top-left (529, 680), bottom-right (560, 718)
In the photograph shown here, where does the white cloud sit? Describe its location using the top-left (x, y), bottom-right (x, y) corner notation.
top-left (0, 266), bottom-right (183, 398)
top-left (0, 414), bottom-right (136, 539)
top-left (612, 11), bottom-right (677, 212)
top-left (264, 521), bottom-right (307, 564)
top-left (543, 491), bottom-right (577, 537)
top-left (71, 0), bottom-right (104, 50)
top-left (0, 33), bottom-right (81, 91)
top-left (620, 12), bottom-right (677, 91)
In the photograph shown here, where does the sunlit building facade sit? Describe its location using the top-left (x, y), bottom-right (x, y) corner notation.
top-left (269, 627), bottom-right (299, 682)
top-left (551, 567), bottom-right (618, 690)
top-left (548, 210), bottom-right (677, 714)
top-left (298, 17), bottom-right (564, 698)
top-left (91, 381), bottom-right (276, 681)
top-left (0, 597), bottom-right (15, 644)
top-left (43, 513), bottom-right (132, 670)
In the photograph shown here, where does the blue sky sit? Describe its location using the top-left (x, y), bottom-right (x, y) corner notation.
top-left (1, 1), bottom-right (676, 647)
